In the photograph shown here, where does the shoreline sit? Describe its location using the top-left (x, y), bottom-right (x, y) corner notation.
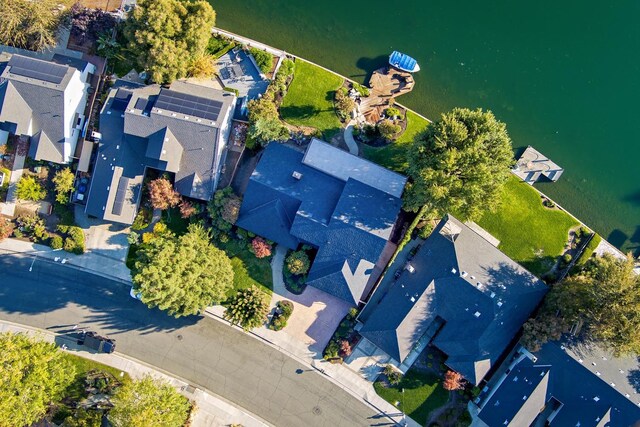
top-left (211, 26), bottom-right (626, 261)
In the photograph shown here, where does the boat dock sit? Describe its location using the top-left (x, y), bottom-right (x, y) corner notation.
top-left (512, 146), bottom-right (564, 184)
top-left (360, 67), bottom-right (415, 123)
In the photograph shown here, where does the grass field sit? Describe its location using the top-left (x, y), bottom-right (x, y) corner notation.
top-left (374, 370), bottom-right (449, 425)
top-left (280, 60), bottom-right (343, 138)
top-left (477, 176), bottom-right (579, 276)
top-left (361, 110), bottom-right (430, 172)
top-left (218, 238), bottom-right (273, 299)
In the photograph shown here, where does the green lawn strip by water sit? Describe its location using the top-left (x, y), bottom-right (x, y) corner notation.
top-left (573, 232), bottom-right (602, 268)
top-left (361, 110), bottom-right (429, 172)
top-left (476, 176), bottom-right (579, 277)
top-left (218, 238), bottom-right (273, 299)
top-left (373, 369), bottom-right (449, 425)
top-left (280, 59), bottom-right (343, 138)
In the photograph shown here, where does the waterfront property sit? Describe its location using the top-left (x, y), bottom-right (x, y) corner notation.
top-left (356, 215), bottom-right (548, 383)
top-left (84, 80), bottom-right (236, 225)
top-left (236, 138), bottom-right (407, 306)
top-left (473, 342), bottom-right (640, 426)
top-left (0, 52), bottom-right (96, 164)
top-left (360, 67), bottom-right (415, 123)
top-left (512, 146), bottom-right (564, 184)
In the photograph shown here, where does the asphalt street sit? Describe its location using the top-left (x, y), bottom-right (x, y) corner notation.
top-left (0, 254), bottom-right (391, 427)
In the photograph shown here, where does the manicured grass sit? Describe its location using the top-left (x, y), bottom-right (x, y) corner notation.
top-left (573, 232), bottom-right (602, 268)
top-left (476, 176), bottom-right (579, 276)
top-left (218, 238), bottom-right (273, 299)
top-left (361, 110), bottom-right (430, 172)
top-left (374, 369), bottom-right (449, 425)
top-left (62, 353), bottom-right (130, 401)
top-left (280, 59), bottom-right (343, 138)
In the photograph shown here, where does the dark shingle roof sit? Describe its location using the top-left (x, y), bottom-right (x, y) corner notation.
top-left (477, 343), bottom-right (640, 427)
top-left (237, 141), bottom-right (407, 305)
top-left (359, 215), bottom-right (548, 384)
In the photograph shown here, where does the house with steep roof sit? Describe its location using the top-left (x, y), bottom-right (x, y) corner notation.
top-left (236, 139), bottom-right (407, 306)
top-left (356, 215), bottom-right (548, 383)
top-left (84, 80), bottom-right (236, 224)
top-left (474, 342), bottom-right (640, 426)
top-left (0, 52), bottom-right (95, 163)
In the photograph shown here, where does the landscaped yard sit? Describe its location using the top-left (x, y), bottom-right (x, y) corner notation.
top-left (374, 369), bottom-right (449, 425)
top-left (477, 175), bottom-right (579, 277)
top-left (280, 59), bottom-right (343, 138)
top-left (361, 110), bottom-right (430, 172)
top-left (218, 238), bottom-right (273, 299)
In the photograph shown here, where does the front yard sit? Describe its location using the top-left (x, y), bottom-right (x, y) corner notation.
top-left (476, 175), bottom-right (579, 277)
top-left (374, 369), bottom-right (449, 426)
top-left (280, 59), bottom-right (343, 139)
top-left (217, 237), bottom-right (273, 300)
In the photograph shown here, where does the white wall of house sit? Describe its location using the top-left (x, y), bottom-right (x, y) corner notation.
top-left (213, 97), bottom-right (236, 190)
top-left (62, 68), bottom-right (91, 163)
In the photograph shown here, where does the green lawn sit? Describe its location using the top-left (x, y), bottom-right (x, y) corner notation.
top-left (361, 110), bottom-right (430, 172)
top-left (218, 238), bottom-right (273, 299)
top-left (476, 176), bottom-right (579, 276)
top-left (62, 353), bottom-right (130, 403)
top-left (280, 59), bottom-right (343, 138)
top-left (162, 208), bottom-right (190, 235)
top-left (374, 369), bottom-right (449, 425)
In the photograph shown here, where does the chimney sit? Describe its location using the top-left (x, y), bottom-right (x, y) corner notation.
top-left (292, 171), bottom-right (303, 180)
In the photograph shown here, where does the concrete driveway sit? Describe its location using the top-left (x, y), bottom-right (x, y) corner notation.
top-left (74, 204), bottom-right (130, 264)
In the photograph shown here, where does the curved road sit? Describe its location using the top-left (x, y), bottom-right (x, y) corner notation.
top-left (0, 254), bottom-right (386, 427)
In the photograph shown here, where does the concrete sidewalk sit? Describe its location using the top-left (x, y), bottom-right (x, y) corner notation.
top-left (0, 238), bottom-right (132, 283)
top-left (0, 320), bottom-right (270, 427)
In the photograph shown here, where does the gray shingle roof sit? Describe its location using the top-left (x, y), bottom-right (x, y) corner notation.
top-left (237, 141), bottom-right (407, 305)
top-left (359, 215), bottom-right (548, 384)
top-left (477, 343), bottom-right (640, 426)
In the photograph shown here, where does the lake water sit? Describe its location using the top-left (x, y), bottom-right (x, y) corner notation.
top-left (213, 0), bottom-right (640, 253)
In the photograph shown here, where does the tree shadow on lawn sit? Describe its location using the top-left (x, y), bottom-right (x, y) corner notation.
top-left (280, 104), bottom-right (322, 121)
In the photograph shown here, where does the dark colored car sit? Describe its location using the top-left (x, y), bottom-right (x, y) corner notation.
top-left (80, 331), bottom-right (116, 353)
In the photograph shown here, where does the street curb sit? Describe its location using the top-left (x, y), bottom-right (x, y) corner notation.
top-left (0, 319), bottom-right (273, 427)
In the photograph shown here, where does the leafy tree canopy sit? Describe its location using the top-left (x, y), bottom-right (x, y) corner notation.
top-left (522, 254), bottom-right (640, 356)
top-left (16, 175), bottom-right (46, 201)
top-left (123, 0), bottom-right (215, 83)
top-left (224, 286), bottom-right (269, 330)
top-left (0, 333), bottom-right (76, 426)
top-left (132, 223), bottom-right (234, 317)
top-left (148, 177), bottom-right (180, 210)
top-left (403, 108), bottom-right (514, 222)
top-left (286, 250), bottom-right (310, 275)
top-left (247, 117), bottom-right (290, 148)
top-left (108, 375), bottom-right (191, 427)
top-left (52, 168), bottom-right (75, 204)
top-left (0, 0), bottom-right (73, 51)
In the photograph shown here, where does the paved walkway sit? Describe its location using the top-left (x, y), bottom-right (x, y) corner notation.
top-left (344, 121), bottom-right (359, 155)
top-left (0, 238), bottom-right (132, 283)
top-left (0, 320), bottom-right (269, 427)
top-left (0, 152), bottom-right (26, 217)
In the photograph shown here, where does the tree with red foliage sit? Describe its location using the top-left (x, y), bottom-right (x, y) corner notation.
top-left (340, 340), bottom-right (352, 357)
top-left (250, 237), bottom-right (272, 259)
top-left (0, 216), bottom-right (12, 241)
top-left (443, 370), bottom-right (464, 391)
top-left (148, 178), bottom-right (180, 210)
top-left (179, 200), bottom-right (197, 219)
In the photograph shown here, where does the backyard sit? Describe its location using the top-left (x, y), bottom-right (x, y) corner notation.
top-left (374, 369), bottom-right (449, 426)
top-left (361, 110), bottom-right (430, 172)
top-left (477, 175), bottom-right (579, 277)
top-left (280, 59), bottom-right (343, 138)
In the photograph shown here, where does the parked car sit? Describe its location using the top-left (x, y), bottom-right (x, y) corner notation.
top-left (79, 331), bottom-right (116, 353)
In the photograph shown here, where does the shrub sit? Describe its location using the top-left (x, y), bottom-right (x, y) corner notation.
top-left (249, 47), bottom-right (274, 74)
top-left (142, 232), bottom-right (155, 244)
top-left (50, 235), bottom-right (63, 250)
top-left (16, 214), bottom-right (47, 242)
top-left (153, 222), bottom-right (168, 235)
top-left (52, 168), bottom-right (75, 204)
top-left (148, 177), bottom-right (180, 210)
top-left (132, 208), bottom-right (151, 231)
top-left (64, 238), bottom-right (76, 252)
top-left (377, 119), bottom-right (401, 141)
top-left (323, 340), bottom-right (339, 360)
top-left (352, 82), bottom-right (370, 97)
top-left (127, 232), bottom-right (140, 245)
top-left (385, 107), bottom-right (401, 119)
top-left (383, 364), bottom-right (402, 385)
top-left (562, 253), bottom-right (572, 264)
top-left (269, 299), bottom-right (294, 331)
top-left (443, 370), bottom-right (464, 391)
top-left (13, 229), bottom-right (23, 239)
top-left (340, 339), bottom-right (352, 357)
top-left (348, 307), bottom-right (358, 320)
top-left (278, 300), bottom-right (294, 317)
top-left (16, 176), bottom-right (46, 201)
top-left (0, 216), bottom-right (12, 241)
top-left (57, 225), bottom-right (85, 254)
top-left (286, 250), bottom-right (310, 275)
top-left (335, 87), bottom-right (356, 122)
top-left (250, 237), bottom-right (272, 258)
top-left (224, 286), bottom-right (269, 331)
top-left (179, 200), bottom-right (197, 219)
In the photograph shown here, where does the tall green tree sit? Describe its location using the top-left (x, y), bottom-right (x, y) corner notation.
top-left (522, 254), bottom-right (640, 355)
top-left (52, 168), bottom-right (75, 204)
top-left (108, 375), bottom-right (191, 427)
top-left (132, 223), bottom-right (234, 317)
top-left (123, 0), bottom-right (215, 83)
top-left (0, 0), bottom-right (73, 52)
top-left (0, 333), bottom-right (76, 426)
top-left (403, 108), bottom-right (514, 221)
top-left (224, 286), bottom-right (270, 330)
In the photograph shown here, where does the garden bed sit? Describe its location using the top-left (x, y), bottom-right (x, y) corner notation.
top-left (322, 309), bottom-right (359, 362)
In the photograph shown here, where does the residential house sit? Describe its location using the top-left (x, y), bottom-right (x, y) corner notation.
top-left (0, 52), bottom-right (95, 163)
top-left (236, 139), bottom-right (407, 306)
top-left (356, 215), bottom-right (548, 382)
top-left (473, 342), bottom-right (640, 426)
top-left (84, 80), bottom-right (236, 224)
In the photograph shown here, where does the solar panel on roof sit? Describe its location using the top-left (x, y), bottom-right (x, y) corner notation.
top-left (154, 89), bottom-right (223, 122)
top-left (111, 177), bottom-right (129, 216)
top-left (8, 55), bottom-right (67, 84)
top-left (134, 98), bottom-right (148, 111)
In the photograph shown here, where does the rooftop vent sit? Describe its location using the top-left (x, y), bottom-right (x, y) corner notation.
top-left (490, 292), bottom-right (496, 298)
top-left (410, 297), bottom-right (416, 303)
top-left (522, 395), bottom-right (527, 400)
top-left (497, 301), bottom-right (503, 307)
top-left (593, 396), bottom-right (600, 402)
top-left (405, 264), bottom-right (415, 273)
top-left (451, 268), bottom-right (457, 274)
top-left (292, 171), bottom-right (303, 180)
top-left (474, 311), bottom-right (481, 318)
